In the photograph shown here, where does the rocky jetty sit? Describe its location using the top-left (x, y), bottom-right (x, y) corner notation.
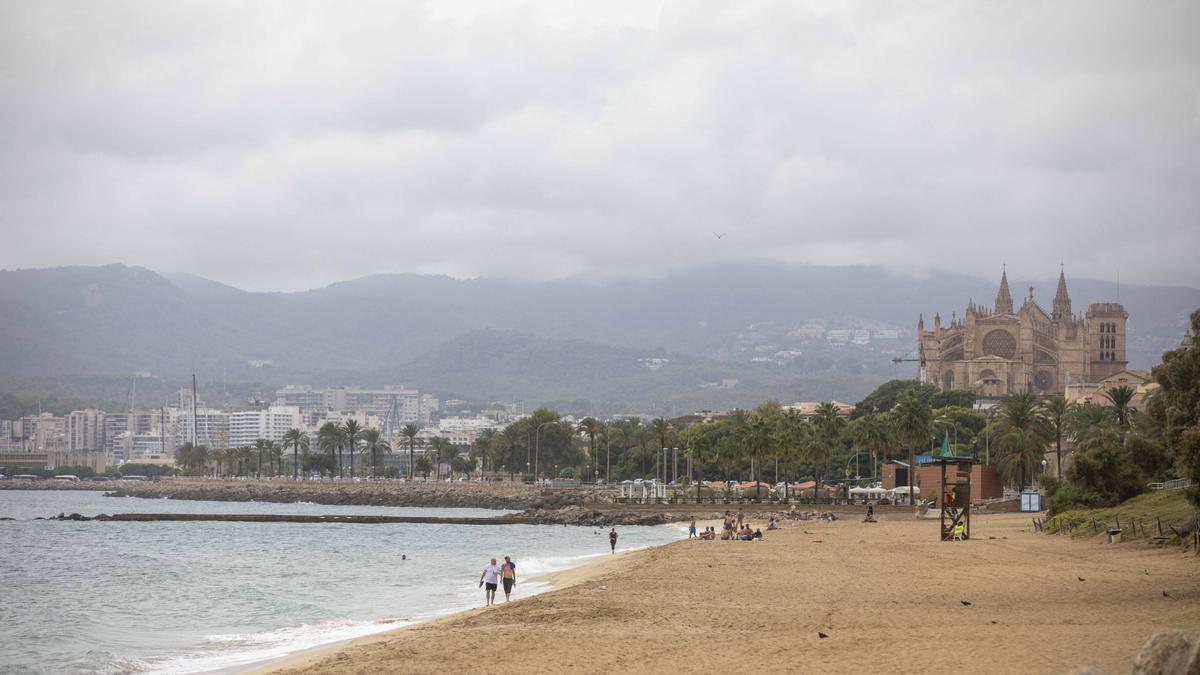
top-left (514, 506), bottom-right (687, 526)
top-left (99, 479), bottom-right (594, 510)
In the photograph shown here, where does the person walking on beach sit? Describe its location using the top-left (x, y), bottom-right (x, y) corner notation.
top-left (609, 528), bottom-right (618, 553)
top-left (501, 555), bottom-right (517, 601)
top-left (688, 518), bottom-right (697, 539)
top-left (479, 558), bottom-right (500, 606)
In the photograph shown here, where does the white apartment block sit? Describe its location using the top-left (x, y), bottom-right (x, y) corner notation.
top-left (274, 385), bottom-right (438, 425)
top-left (228, 406), bottom-right (303, 448)
top-left (168, 408), bottom-right (229, 451)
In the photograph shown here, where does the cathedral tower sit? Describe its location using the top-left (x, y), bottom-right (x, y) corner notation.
top-left (1051, 268), bottom-right (1072, 322)
top-left (994, 268), bottom-right (1013, 314)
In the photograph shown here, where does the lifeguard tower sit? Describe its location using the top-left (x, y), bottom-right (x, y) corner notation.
top-left (936, 456), bottom-right (973, 541)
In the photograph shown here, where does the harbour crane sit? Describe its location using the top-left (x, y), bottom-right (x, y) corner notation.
top-left (890, 348), bottom-right (928, 384)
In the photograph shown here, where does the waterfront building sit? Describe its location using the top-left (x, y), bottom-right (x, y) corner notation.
top-left (228, 406), bottom-right (303, 448)
top-left (65, 409), bottom-right (106, 453)
top-left (786, 401), bottom-right (855, 419)
top-left (916, 269), bottom-right (1128, 397)
top-left (167, 407), bottom-right (229, 451)
top-left (104, 411), bottom-right (165, 462)
top-left (14, 413), bottom-right (67, 452)
top-left (273, 385), bottom-right (437, 424)
top-left (0, 450), bottom-right (107, 473)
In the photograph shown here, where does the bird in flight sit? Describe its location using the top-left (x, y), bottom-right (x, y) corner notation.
top-left (713, 232), bottom-right (725, 239)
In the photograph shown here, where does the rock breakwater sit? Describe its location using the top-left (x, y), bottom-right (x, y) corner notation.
top-left (100, 479), bottom-right (594, 510)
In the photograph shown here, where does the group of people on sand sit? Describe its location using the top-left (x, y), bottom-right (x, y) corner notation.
top-left (685, 511), bottom-right (770, 542)
top-left (479, 555), bottom-right (518, 606)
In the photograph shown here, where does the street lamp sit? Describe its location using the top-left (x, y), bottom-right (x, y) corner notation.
top-left (535, 422), bottom-right (553, 482)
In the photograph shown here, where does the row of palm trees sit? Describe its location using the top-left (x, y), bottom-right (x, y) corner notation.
top-left (176, 419), bottom-right (468, 480)
top-left (531, 387), bottom-right (1142, 501)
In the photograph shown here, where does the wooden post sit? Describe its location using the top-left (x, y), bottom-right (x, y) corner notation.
top-left (1157, 516), bottom-right (1163, 536)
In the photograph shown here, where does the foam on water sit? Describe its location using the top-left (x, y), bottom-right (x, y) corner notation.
top-left (0, 491), bottom-right (680, 674)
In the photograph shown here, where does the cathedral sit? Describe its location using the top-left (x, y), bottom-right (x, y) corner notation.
top-left (916, 269), bottom-right (1128, 397)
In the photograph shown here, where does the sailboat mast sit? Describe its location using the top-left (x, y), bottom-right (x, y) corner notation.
top-left (191, 374), bottom-right (199, 446)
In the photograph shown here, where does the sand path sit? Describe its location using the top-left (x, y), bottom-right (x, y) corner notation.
top-left (264, 513), bottom-right (1199, 674)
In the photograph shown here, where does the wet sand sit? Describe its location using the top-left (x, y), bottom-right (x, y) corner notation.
top-left (261, 513), bottom-right (1200, 674)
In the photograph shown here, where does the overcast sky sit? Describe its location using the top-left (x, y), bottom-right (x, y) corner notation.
top-left (1, 1), bottom-right (1198, 291)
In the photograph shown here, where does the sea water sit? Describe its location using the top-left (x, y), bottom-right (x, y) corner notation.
top-left (0, 490), bottom-right (681, 674)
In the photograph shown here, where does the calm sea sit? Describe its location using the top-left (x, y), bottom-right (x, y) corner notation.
top-left (0, 490), bottom-right (680, 674)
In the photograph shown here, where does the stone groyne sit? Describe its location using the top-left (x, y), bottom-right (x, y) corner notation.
top-left (102, 479), bottom-right (592, 510)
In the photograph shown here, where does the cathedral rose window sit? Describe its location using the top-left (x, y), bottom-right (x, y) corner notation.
top-left (982, 329), bottom-right (1017, 359)
top-left (1034, 370), bottom-right (1054, 391)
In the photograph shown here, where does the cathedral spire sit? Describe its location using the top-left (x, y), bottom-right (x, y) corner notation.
top-left (1052, 266), bottom-right (1072, 321)
top-left (994, 266), bottom-right (1013, 314)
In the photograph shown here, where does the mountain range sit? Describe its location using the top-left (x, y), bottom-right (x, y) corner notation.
top-left (1, 262), bottom-right (1196, 415)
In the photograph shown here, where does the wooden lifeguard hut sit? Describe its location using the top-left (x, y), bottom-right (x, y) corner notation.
top-left (935, 454), bottom-right (974, 541)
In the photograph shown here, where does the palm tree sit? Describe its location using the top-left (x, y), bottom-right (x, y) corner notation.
top-left (342, 419), bottom-right (363, 478)
top-left (502, 426), bottom-right (522, 480)
top-left (891, 391), bottom-right (932, 503)
top-left (438, 438), bottom-right (458, 478)
top-left (775, 409), bottom-right (807, 501)
top-left (745, 414), bottom-right (773, 501)
top-left (282, 428), bottom-right (309, 480)
top-left (1103, 385), bottom-right (1137, 427)
top-left (578, 418), bottom-right (599, 483)
top-left (318, 422), bottom-right (345, 478)
top-left (268, 442), bottom-right (283, 476)
top-left (1043, 396), bottom-right (1070, 478)
top-left (425, 436), bottom-right (454, 480)
top-left (651, 417), bottom-right (670, 484)
top-left (809, 402), bottom-right (845, 502)
top-left (1068, 402), bottom-right (1115, 446)
top-left (209, 447), bottom-right (226, 477)
top-left (850, 412), bottom-right (892, 480)
top-left (359, 428), bottom-right (390, 479)
top-left (401, 424), bottom-right (420, 481)
top-left (994, 391), bottom-right (1049, 491)
top-left (253, 438), bottom-right (270, 478)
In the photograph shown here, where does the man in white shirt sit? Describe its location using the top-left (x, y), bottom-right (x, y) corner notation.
top-left (479, 558), bottom-right (500, 606)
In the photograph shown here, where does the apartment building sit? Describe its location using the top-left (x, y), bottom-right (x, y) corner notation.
top-left (274, 385), bottom-right (438, 424)
top-left (65, 409), bottom-right (107, 452)
top-left (227, 406), bottom-right (303, 448)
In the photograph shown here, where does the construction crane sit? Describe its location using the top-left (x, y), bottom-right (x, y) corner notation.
top-left (891, 348), bottom-right (928, 384)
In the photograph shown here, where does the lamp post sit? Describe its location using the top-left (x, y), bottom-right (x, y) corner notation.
top-left (535, 422), bottom-right (552, 482)
top-left (605, 431), bottom-right (611, 484)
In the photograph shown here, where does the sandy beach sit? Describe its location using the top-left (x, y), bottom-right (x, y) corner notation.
top-left (259, 513), bottom-right (1199, 674)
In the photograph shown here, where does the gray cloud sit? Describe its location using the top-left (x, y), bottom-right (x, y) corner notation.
top-left (1, 0), bottom-right (1197, 290)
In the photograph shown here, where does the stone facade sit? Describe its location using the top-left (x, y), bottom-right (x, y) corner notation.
top-left (917, 269), bottom-right (1128, 397)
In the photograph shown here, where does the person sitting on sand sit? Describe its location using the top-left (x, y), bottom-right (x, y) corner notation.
top-left (767, 517), bottom-right (779, 530)
top-left (740, 526), bottom-right (753, 541)
top-left (753, 528), bottom-right (763, 541)
top-left (720, 527), bottom-right (731, 540)
top-left (864, 504), bottom-right (876, 523)
top-left (701, 527), bottom-right (715, 540)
